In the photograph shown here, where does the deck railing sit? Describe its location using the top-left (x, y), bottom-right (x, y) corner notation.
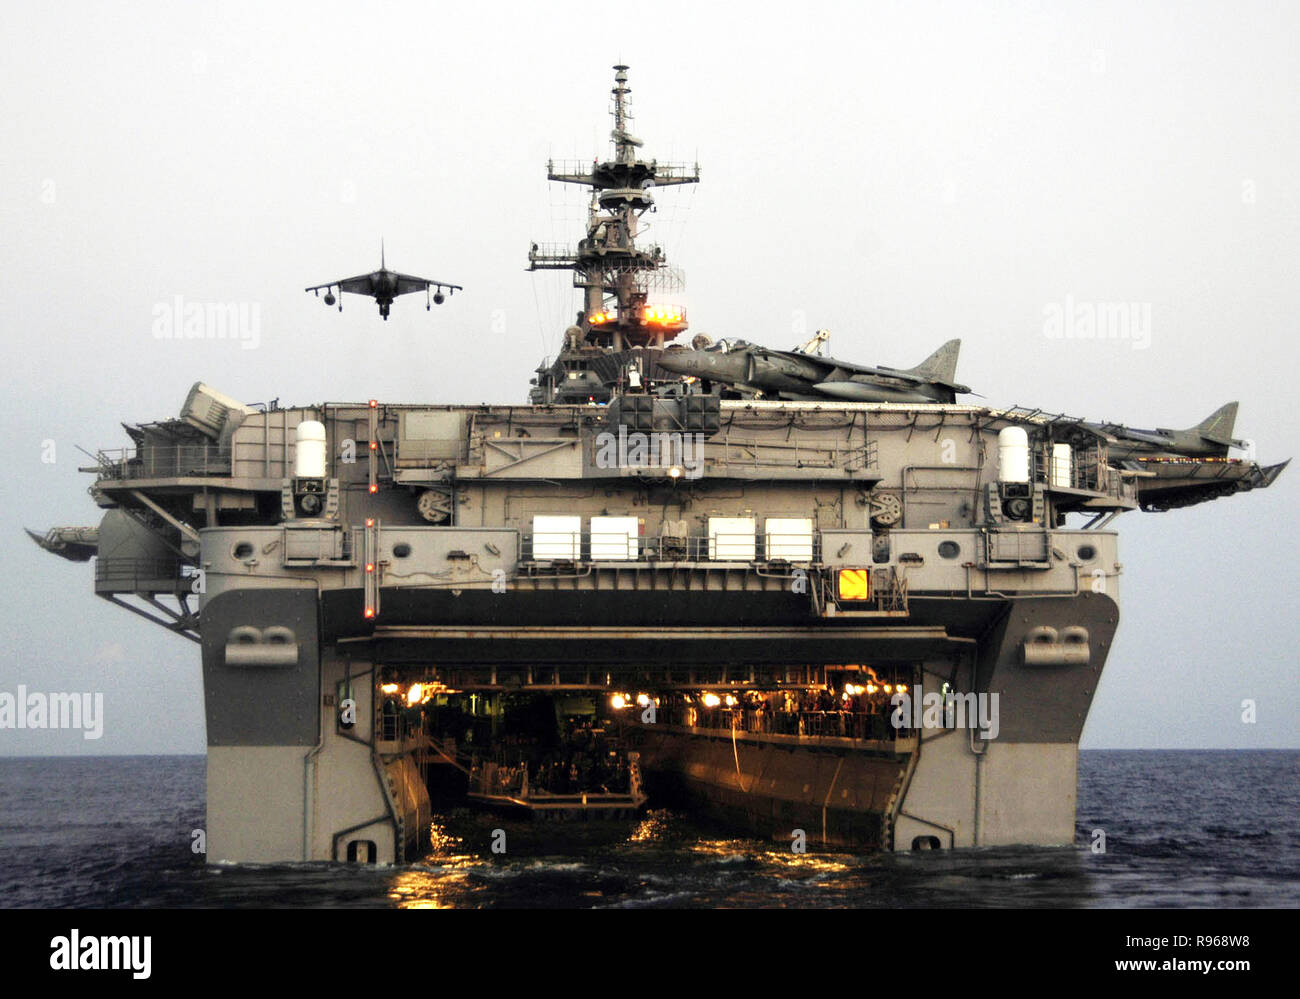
top-left (94, 557), bottom-right (191, 594)
top-left (93, 445), bottom-right (230, 480)
top-left (672, 706), bottom-right (905, 743)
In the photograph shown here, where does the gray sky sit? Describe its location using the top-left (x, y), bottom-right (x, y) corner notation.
top-left (1, 1), bottom-right (1296, 753)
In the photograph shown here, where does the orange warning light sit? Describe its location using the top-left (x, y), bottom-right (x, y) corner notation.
top-left (838, 568), bottom-right (870, 601)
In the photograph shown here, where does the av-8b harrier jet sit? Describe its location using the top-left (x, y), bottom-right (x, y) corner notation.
top-left (1081, 402), bottom-right (1245, 459)
top-left (306, 243), bottom-right (462, 320)
top-left (657, 332), bottom-right (970, 403)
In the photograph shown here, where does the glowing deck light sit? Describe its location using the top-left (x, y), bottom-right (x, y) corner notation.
top-left (364, 607), bottom-right (375, 619)
top-left (636, 693), bottom-right (651, 707)
top-left (380, 683), bottom-right (399, 694)
top-left (610, 694), bottom-right (627, 710)
top-left (366, 519), bottom-right (375, 527)
top-left (838, 568), bottom-right (870, 601)
top-left (365, 563), bottom-right (375, 573)
top-left (702, 692), bottom-right (721, 708)
top-left (406, 684), bottom-right (423, 706)
top-left (642, 305), bottom-right (684, 325)
top-left (369, 484), bottom-right (378, 493)
top-left (369, 399), bottom-right (378, 408)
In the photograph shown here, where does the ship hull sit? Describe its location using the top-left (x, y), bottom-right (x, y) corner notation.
top-left (634, 727), bottom-right (902, 849)
top-left (632, 728), bottom-right (1081, 851)
top-left (197, 578), bottom-right (1116, 860)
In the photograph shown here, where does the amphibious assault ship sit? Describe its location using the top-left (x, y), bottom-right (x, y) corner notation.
top-left (33, 66), bottom-right (1286, 862)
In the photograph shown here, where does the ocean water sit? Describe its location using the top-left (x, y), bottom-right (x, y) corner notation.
top-left (0, 750), bottom-right (1296, 908)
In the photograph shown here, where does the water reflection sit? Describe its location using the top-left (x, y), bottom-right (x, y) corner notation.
top-left (686, 836), bottom-right (856, 875)
top-left (388, 868), bottom-right (460, 909)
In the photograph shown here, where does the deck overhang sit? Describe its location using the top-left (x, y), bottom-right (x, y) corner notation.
top-left (339, 623), bottom-right (962, 667)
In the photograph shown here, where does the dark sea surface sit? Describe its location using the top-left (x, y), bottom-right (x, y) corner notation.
top-left (0, 750), bottom-right (1296, 908)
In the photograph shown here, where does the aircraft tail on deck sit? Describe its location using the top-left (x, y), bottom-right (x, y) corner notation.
top-left (903, 339), bottom-right (962, 386)
top-left (1190, 401), bottom-right (1239, 445)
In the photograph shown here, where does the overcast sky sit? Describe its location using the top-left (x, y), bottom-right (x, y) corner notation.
top-left (1, 1), bottom-right (1296, 753)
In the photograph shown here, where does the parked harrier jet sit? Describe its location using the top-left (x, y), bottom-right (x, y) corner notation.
top-left (306, 244), bottom-right (462, 320)
top-left (1083, 402), bottom-right (1247, 459)
top-left (657, 334), bottom-right (970, 403)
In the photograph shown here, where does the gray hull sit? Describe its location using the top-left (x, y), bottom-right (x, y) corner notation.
top-left (198, 575), bottom-right (1116, 861)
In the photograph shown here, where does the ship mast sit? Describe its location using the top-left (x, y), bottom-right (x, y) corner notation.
top-left (528, 65), bottom-right (700, 352)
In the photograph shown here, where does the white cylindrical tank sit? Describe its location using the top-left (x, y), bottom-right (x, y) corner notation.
top-left (998, 427), bottom-right (1030, 483)
top-left (1050, 443), bottom-right (1072, 487)
top-left (294, 420), bottom-right (327, 479)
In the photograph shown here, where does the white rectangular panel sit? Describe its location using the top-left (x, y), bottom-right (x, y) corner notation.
top-left (590, 516), bottom-right (638, 560)
top-left (532, 515), bottom-right (581, 559)
top-left (764, 517), bottom-right (813, 561)
top-left (708, 517), bottom-right (756, 561)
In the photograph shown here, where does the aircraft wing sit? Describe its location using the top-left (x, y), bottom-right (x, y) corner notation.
top-left (393, 273), bottom-right (463, 296)
top-left (791, 338), bottom-right (969, 391)
top-left (778, 350), bottom-right (930, 386)
top-left (305, 274), bottom-right (376, 295)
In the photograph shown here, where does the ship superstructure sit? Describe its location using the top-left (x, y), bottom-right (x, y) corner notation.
top-left (32, 67), bottom-right (1286, 863)
top-left (528, 64), bottom-right (699, 404)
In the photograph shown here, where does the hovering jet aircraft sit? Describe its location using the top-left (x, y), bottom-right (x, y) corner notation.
top-left (306, 244), bottom-right (462, 320)
top-left (656, 334), bottom-right (971, 403)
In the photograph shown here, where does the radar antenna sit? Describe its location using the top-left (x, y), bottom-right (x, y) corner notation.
top-left (528, 65), bottom-right (700, 352)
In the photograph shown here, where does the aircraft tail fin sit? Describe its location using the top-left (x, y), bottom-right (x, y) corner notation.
top-left (1191, 401), bottom-right (1239, 445)
top-left (904, 339), bottom-right (962, 385)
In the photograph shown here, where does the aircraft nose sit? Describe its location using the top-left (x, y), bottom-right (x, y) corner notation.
top-left (657, 352), bottom-right (701, 377)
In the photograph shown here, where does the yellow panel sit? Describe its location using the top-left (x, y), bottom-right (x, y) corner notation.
top-left (838, 568), bottom-right (870, 600)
